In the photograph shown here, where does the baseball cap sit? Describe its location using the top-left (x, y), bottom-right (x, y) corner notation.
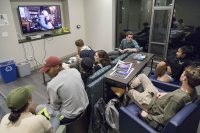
top-left (39, 56), bottom-right (62, 73)
top-left (7, 85), bottom-right (35, 110)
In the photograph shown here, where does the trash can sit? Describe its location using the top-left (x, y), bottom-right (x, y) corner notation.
top-left (0, 60), bottom-right (17, 83)
top-left (17, 61), bottom-right (31, 78)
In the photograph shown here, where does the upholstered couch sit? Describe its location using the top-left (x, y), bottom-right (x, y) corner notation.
top-left (86, 65), bottom-right (111, 85)
top-left (119, 83), bottom-right (200, 133)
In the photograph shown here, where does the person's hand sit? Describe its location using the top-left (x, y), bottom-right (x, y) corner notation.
top-left (122, 49), bottom-right (128, 53)
top-left (157, 92), bottom-right (167, 98)
top-left (141, 110), bottom-right (148, 117)
top-left (166, 66), bottom-right (172, 75)
top-left (119, 49), bottom-right (124, 53)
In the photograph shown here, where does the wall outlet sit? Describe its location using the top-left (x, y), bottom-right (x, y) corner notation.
top-left (29, 56), bottom-right (33, 61)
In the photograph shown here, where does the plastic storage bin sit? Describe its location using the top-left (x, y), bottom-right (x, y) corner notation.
top-left (17, 62), bottom-right (31, 77)
top-left (0, 60), bottom-right (17, 83)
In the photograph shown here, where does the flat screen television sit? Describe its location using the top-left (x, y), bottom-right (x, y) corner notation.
top-left (18, 5), bottom-right (62, 34)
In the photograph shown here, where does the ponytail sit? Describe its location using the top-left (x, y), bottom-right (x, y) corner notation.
top-left (8, 110), bottom-right (21, 123)
top-left (8, 102), bottom-right (29, 123)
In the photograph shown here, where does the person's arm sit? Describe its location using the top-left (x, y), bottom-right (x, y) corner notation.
top-left (48, 86), bottom-right (62, 111)
top-left (142, 97), bottom-right (184, 129)
top-left (126, 40), bottom-right (140, 52)
top-left (136, 28), bottom-right (146, 35)
top-left (119, 39), bottom-right (128, 53)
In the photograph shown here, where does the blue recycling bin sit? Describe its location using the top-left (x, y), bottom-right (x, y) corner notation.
top-left (0, 60), bottom-right (17, 83)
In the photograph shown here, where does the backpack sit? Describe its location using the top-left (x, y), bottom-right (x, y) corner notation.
top-left (105, 98), bottom-right (122, 133)
top-left (93, 98), bottom-right (109, 133)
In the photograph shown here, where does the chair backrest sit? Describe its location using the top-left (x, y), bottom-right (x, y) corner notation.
top-left (86, 65), bottom-right (111, 84)
top-left (86, 76), bottom-right (106, 131)
top-left (149, 72), bottom-right (180, 92)
top-left (0, 93), bottom-right (9, 120)
top-left (162, 96), bottom-right (200, 133)
top-left (111, 53), bottom-right (129, 67)
top-left (86, 76), bottom-right (105, 109)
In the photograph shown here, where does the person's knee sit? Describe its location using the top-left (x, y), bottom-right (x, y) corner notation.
top-left (138, 73), bottom-right (147, 78)
top-left (157, 61), bottom-right (166, 68)
top-left (157, 76), bottom-right (171, 83)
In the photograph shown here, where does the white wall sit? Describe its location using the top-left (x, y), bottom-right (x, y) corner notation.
top-left (0, 0), bottom-right (116, 69)
top-left (84, 0), bottom-right (116, 52)
top-left (0, 0), bottom-right (86, 68)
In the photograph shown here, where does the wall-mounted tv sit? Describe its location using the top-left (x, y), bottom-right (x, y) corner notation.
top-left (18, 5), bottom-right (62, 34)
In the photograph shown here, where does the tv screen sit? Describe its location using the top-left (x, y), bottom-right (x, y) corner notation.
top-left (18, 5), bottom-right (62, 34)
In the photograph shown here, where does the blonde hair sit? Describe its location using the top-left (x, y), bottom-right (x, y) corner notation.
top-left (185, 66), bottom-right (200, 88)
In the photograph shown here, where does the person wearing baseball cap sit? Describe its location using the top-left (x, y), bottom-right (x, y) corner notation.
top-left (31, 56), bottom-right (89, 127)
top-left (0, 85), bottom-right (53, 133)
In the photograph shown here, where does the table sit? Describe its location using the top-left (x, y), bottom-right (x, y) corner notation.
top-left (104, 52), bottom-right (154, 101)
top-left (104, 52), bottom-right (154, 88)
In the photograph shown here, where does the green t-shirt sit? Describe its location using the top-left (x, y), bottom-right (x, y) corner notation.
top-left (144, 89), bottom-right (197, 130)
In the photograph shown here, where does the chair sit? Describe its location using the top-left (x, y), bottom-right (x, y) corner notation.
top-left (61, 109), bottom-right (89, 133)
top-left (86, 65), bottom-right (111, 85)
top-left (111, 53), bottom-right (130, 67)
top-left (119, 87), bottom-right (200, 133)
top-left (148, 71), bottom-right (181, 92)
top-left (56, 125), bottom-right (66, 133)
top-left (86, 75), bottom-right (106, 131)
top-left (0, 93), bottom-right (9, 120)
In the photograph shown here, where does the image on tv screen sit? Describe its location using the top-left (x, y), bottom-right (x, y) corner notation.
top-left (18, 5), bottom-right (62, 34)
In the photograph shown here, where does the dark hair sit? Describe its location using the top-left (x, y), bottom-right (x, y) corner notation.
top-left (81, 57), bottom-right (94, 73)
top-left (179, 46), bottom-right (192, 58)
top-left (96, 50), bottom-right (111, 67)
top-left (126, 31), bottom-right (134, 36)
top-left (178, 19), bottom-right (183, 24)
top-left (185, 65), bottom-right (200, 88)
top-left (8, 102), bottom-right (29, 123)
top-left (195, 27), bottom-right (200, 32)
top-left (143, 22), bottom-right (149, 27)
top-left (75, 39), bottom-right (84, 47)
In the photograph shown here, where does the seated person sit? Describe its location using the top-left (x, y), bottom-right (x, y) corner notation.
top-left (185, 27), bottom-right (200, 58)
top-left (171, 17), bottom-right (179, 29)
top-left (128, 65), bottom-right (200, 131)
top-left (135, 22), bottom-right (150, 51)
top-left (30, 56), bottom-right (89, 129)
top-left (156, 46), bottom-right (192, 82)
top-left (69, 57), bottom-right (94, 84)
top-left (0, 85), bottom-right (53, 133)
top-left (135, 22), bottom-right (150, 38)
top-left (177, 19), bottom-right (185, 30)
top-left (94, 50), bottom-right (111, 71)
top-left (108, 31), bottom-right (140, 58)
top-left (75, 39), bottom-right (95, 60)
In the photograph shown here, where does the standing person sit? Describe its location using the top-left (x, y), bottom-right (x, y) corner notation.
top-left (128, 65), bottom-right (200, 131)
top-left (0, 85), bottom-right (53, 133)
top-left (30, 56), bottom-right (89, 129)
top-left (108, 31), bottom-right (140, 58)
top-left (156, 46), bottom-right (192, 82)
top-left (94, 50), bottom-right (111, 71)
top-left (75, 39), bottom-right (95, 60)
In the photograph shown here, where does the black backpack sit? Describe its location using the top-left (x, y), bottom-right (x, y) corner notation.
top-left (92, 98), bottom-right (109, 133)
